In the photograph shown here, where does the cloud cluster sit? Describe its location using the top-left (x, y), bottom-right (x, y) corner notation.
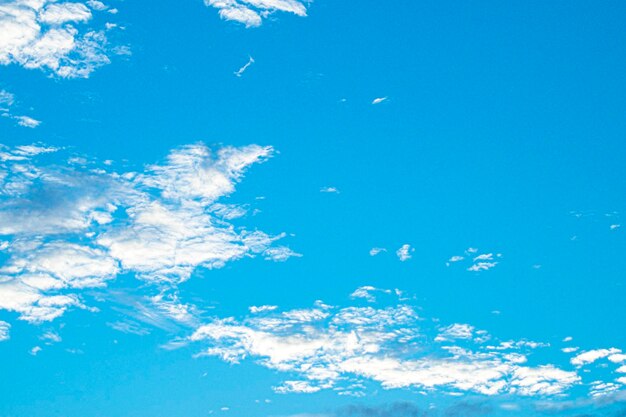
top-left (205, 0), bottom-right (307, 28)
top-left (447, 248), bottom-right (501, 272)
top-left (0, 0), bottom-right (121, 77)
top-left (190, 289), bottom-right (585, 398)
top-left (0, 142), bottom-right (299, 324)
top-left (0, 89), bottom-right (40, 128)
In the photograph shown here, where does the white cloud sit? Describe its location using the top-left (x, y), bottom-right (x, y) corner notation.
top-left (40, 330), bottom-right (61, 343)
top-left (0, 90), bottom-right (15, 107)
top-left (396, 244), bottom-right (413, 262)
top-left (0, 142), bottom-right (298, 324)
top-left (610, 224), bottom-right (620, 230)
top-left (435, 323), bottom-right (474, 342)
top-left (467, 262), bottom-right (498, 272)
top-left (571, 348), bottom-right (622, 366)
top-left (0, 89), bottom-right (41, 128)
top-left (349, 286), bottom-right (391, 303)
top-left (369, 247), bottom-right (386, 256)
top-left (608, 353), bottom-right (626, 363)
top-left (320, 186), bottom-right (339, 194)
top-left (274, 380), bottom-right (324, 394)
top-left (234, 56), bottom-right (254, 77)
top-left (205, 0), bottom-right (307, 28)
top-left (372, 97), bottom-right (387, 105)
top-left (0, 320), bottom-right (10, 341)
top-left (264, 246), bottom-right (302, 262)
top-left (447, 248), bottom-right (500, 272)
top-left (14, 115), bottom-right (41, 128)
top-left (0, 0), bottom-right (121, 77)
top-left (29, 345), bottom-right (42, 355)
top-left (190, 289), bottom-right (582, 398)
top-left (39, 2), bottom-right (92, 25)
top-left (249, 305), bottom-right (278, 314)
top-left (107, 320), bottom-right (150, 336)
top-left (86, 0), bottom-right (108, 11)
top-left (589, 381), bottom-right (621, 398)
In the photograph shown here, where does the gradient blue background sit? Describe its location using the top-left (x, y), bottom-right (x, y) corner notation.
top-left (1, 1), bottom-right (626, 416)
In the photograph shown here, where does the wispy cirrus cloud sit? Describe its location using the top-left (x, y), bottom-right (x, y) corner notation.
top-left (0, 142), bottom-right (299, 325)
top-left (369, 247), bottom-right (386, 256)
top-left (0, 0), bottom-right (125, 77)
top-left (372, 97), bottom-right (388, 105)
top-left (0, 89), bottom-right (41, 128)
top-left (0, 320), bottom-right (9, 341)
top-left (234, 56), bottom-right (254, 77)
top-left (350, 285), bottom-right (391, 303)
top-left (205, 0), bottom-right (308, 28)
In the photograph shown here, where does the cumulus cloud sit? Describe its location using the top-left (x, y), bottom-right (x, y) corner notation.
top-left (189, 288), bottom-right (583, 398)
top-left (0, 0), bottom-right (123, 77)
top-left (372, 97), bottom-right (387, 105)
top-left (205, 0), bottom-right (307, 28)
top-left (571, 348), bottom-right (622, 366)
top-left (0, 142), bottom-right (298, 324)
top-left (320, 186), bottom-right (339, 193)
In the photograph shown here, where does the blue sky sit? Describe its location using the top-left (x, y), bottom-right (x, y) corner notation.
top-left (1, 1), bottom-right (626, 416)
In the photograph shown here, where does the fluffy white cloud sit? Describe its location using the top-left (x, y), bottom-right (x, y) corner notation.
top-left (0, 0), bottom-right (121, 77)
top-left (608, 353), bottom-right (626, 363)
top-left (205, 0), bottom-right (307, 27)
top-left (190, 289), bottom-right (581, 397)
top-left (571, 348), bottom-right (622, 366)
top-left (396, 244), bottom-right (413, 261)
top-left (0, 142), bottom-right (297, 323)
